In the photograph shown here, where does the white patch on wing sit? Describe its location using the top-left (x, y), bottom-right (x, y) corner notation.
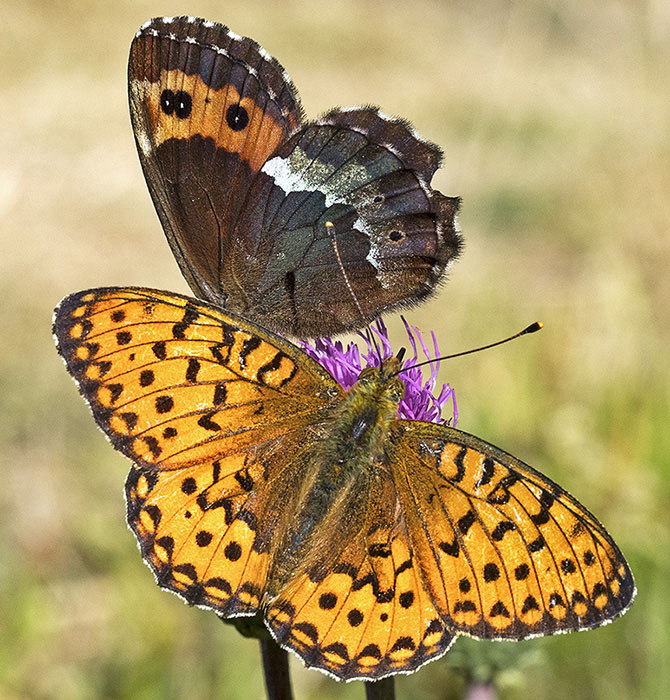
top-left (262, 148), bottom-right (336, 202)
top-left (261, 155), bottom-right (310, 195)
top-left (137, 130), bottom-right (153, 157)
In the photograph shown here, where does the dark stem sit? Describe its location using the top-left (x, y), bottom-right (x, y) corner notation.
top-left (364, 677), bottom-right (396, 700)
top-left (259, 639), bottom-right (294, 700)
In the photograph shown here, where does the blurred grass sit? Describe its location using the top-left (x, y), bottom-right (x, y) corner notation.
top-left (2, 0), bottom-right (668, 698)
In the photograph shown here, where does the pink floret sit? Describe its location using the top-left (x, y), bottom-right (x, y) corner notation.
top-left (300, 318), bottom-right (457, 426)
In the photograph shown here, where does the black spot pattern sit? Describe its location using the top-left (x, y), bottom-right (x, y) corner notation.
top-left (359, 644), bottom-right (382, 660)
top-left (139, 369), bottom-right (155, 387)
top-left (571, 591), bottom-right (587, 607)
top-left (399, 591), bottom-right (414, 608)
top-left (226, 103), bottom-right (249, 130)
top-left (108, 383), bottom-right (123, 403)
top-left (121, 412), bottom-right (138, 430)
top-left (549, 593), bottom-right (565, 608)
top-left (453, 446), bottom-right (466, 482)
top-left (318, 592), bottom-right (337, 609)
top-left (160, 89), bottom-right (192, 118)
top-left (141, 436), bottom-right (161, 458)
top-left (234, 469), bottom-right (254, 492)
top-left (196, 531), bottom-right (213, 547)
top-left (391, 636), bottom-right (415, 652)
top-left (522, 595), bottom-right (540, 614)
top-left (458, 510), bottom-right (476, 535)
top-left (561, 558), bottom-right (577, 574)
top-left (440, 538), bottom-right (459, 557)
top-left (294, 621), bottom-right (318, 643)
top-left (225, 541), bottom-right (242, 561)
top-left (348, 609), bottom-right (363, 626)
top-left (213, 383), bottom-right (227, 404)
top-left (459, 578), bottom-right (471, 593)
top-left (239, 336), bottom-right (261, 369)
top-left (490, 601), bottom-right (510, 618)
top-left (368, 543), bottom-right (391, 558)
top-left (152, 341), bottom-right (167, 360)
top-left (531, 508), bottom-right (550, 526)
top-left (514, 563), bottom-right (530, 580)
top-left (155, 395), bottom-right (174, 413)
top-left (116, 331), bottom-right (132, 345)
top-left (491, 521), bottom-right (516, 541)
top-left (181, 477), bottom-right (197, 494)
top-left (186, 358), bottom-right (200, 382)
top-left (583, 550), bottom-right (596, 566)
top-left (483, 563), bottom-right (500, 582)
top-left (476, 457), bottom-right (496, 487)
top-left (198, 413), bottom-right (222, 431)
top-left (323, 642), bottom-right (349, 661)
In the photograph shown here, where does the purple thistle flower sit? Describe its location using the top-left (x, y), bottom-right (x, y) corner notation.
top-left (300, 318), bottom-right (457, 426)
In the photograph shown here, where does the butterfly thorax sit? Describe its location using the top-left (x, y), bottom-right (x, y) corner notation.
top-left (266, 359), bottom-right (405, 594)
top-left (321, 358), bottom-right (405, 471)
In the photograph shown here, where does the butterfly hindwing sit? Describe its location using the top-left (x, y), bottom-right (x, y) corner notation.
top-left (129, 17), bottom-right (461, 336)
top-left (266, 473), bottom-right (455, 680)
top-left (389, 421), bottom-right (635, 639)
top-left (234, 107), bottom-right (461, 336)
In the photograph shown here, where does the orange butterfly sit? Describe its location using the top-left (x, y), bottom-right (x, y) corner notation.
top-left (53, 287), bottom-right (634, 680)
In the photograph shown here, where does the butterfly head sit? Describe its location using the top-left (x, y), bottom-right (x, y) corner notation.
top-left (356, 357), bottom-right (406, 405)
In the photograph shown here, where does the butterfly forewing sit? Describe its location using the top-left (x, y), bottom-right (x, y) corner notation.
top-left (389, 421), bottom-right (635, 640)
top-left (129, 17), bottom-right (461, 337)
top-left (129, 17), bottom-right (303, 305)
top-left (54, 287), bottom-right (341, 470)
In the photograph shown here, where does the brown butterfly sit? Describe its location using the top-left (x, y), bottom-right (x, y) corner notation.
top-left (53, 287), bottom-right (635, 681)
top-left (128, 16), bottom-right (461, 337)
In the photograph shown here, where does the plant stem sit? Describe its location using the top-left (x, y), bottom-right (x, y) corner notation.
top-left (259, 639), bottom-right (294, 700)
top-left (364, 677), bottom-right (396, 700)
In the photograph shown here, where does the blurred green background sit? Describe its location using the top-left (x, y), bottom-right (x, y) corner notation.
top-left (2, 0), bottom-right (668, 698)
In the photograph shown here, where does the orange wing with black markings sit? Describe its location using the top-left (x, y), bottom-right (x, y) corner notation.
top-left (54, 290), bottom-right (634, 681)
top-left (54, 287), bottom-right (341, 615)
top-left (54, 287), bottom-right (340, 470)
top-left (389, 421), bottom-right (635, 640)
top-left (265, 473), bottom-right (455, 680)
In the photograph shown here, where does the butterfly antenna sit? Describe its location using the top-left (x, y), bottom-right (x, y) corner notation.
top-left (325, 220), bottom-right (367, 324)
top-left (325, 220), bottom-right (384, 364)
top-left (396, 321), bottom-right (543, 375)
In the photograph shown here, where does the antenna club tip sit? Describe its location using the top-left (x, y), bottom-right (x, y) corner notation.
top-left (325, 220), bottom-right (335, 229)
top-left (525, 321), bottom-right (543, 334)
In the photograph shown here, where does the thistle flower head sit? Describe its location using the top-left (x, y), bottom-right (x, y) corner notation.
top-left (301, 318), bottom-right (457, 426)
